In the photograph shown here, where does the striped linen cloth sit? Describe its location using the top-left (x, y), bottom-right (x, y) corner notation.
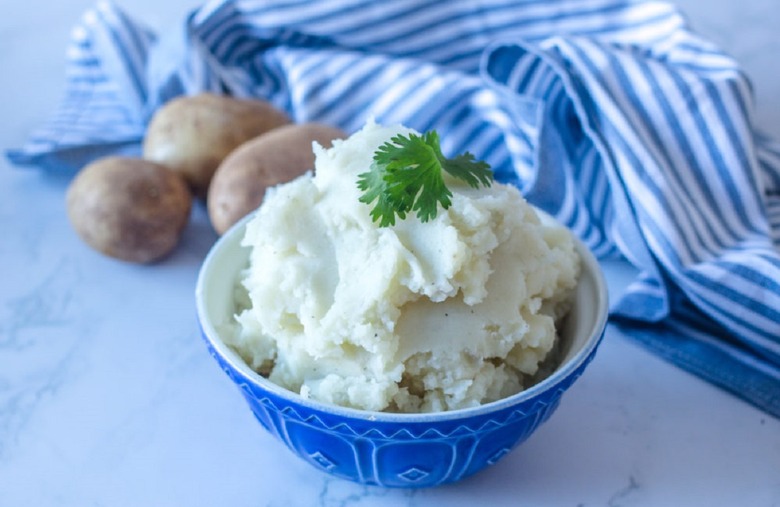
top-left (8, 0), bottom-right (780, 417)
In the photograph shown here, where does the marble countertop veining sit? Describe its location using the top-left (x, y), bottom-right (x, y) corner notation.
top-left (2, 1), bottom-right (779, 506)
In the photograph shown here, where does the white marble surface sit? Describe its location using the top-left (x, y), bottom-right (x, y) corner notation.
top-left (2, 1), bottom-right (780, 506)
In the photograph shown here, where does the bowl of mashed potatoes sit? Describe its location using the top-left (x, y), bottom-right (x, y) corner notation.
top-left (196, 121), bottom-right (608, 488)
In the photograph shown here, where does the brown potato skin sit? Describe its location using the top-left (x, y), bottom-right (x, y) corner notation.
top-left (142, 93), bottom-right (291, 196)
top-left (66, 157), bottom-right (193, 263)
top-left (207, 122), bottom-right (346, 235)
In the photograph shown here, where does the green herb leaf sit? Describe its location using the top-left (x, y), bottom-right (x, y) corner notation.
top-left (357, 130), bottom-right (492, 226)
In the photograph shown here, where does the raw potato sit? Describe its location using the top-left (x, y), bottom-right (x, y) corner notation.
top-left (66, 157), bottom-right (193, 263)
top-left (207, 122), bottom-right (347, 235)
top-left (142, 93), bottom-right (290, 196)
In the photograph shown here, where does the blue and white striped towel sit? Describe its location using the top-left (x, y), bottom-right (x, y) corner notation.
top-left (8, 0), bottom-right (780, 417)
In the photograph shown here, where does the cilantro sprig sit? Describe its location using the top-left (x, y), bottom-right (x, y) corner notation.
top-left (357, 130), bottom-right (492, 226)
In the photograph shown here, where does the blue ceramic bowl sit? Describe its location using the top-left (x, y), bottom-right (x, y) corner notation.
top-left (196, 211), bottom-right (608, 488)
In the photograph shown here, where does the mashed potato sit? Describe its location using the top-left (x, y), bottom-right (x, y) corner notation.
top-left (227, 120), bottom-right (580, 413)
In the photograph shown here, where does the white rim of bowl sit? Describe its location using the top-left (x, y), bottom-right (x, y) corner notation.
top-left (196, 209), bottom-right (609, 423)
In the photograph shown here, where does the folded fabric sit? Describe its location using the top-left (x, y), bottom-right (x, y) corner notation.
top-left (8, 0), bottom-right (780, 417)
